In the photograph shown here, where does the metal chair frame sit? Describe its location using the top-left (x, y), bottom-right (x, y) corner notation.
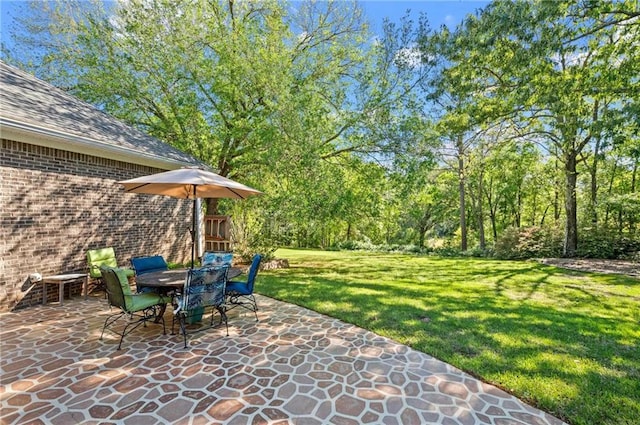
top-left (172, 265), bottom-right (229, 348)
top-left (226, 254), bottom-right (262, 322)
top-left (99, 267), bottom-right (167, 350)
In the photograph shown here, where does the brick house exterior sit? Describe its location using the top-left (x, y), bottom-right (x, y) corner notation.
top-left (0, 62), bottom-right (203, 312)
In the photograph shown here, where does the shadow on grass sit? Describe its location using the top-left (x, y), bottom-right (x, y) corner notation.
top-left (258, 252), bottom-right (640, 425)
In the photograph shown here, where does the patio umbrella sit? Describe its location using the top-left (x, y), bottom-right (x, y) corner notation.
top-left (118, 167), bottom-right (261, 268)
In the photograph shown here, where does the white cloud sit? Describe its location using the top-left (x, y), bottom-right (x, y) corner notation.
top-left (394, 45), bottom-right (423, 68)
top-left (444, 14), bottom-right (455, 27)
top-left (550, 51), bottom-right (588, 69)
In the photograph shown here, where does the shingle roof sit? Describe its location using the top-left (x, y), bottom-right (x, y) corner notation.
top-left (0, 61), bottom-right (202, 168)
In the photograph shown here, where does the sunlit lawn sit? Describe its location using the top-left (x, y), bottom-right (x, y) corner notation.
top-left (257, 248), bottom-right (640, 425)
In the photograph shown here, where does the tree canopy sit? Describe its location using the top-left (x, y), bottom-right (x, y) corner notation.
top-left (3, 0), bottom-right (638, 259)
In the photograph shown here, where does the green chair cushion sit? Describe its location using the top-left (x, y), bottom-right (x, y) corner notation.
top-left (113, 268), bottom-right (170, 311)
top-left (125, 293), bottom-right (171, 311)
top-left (87, 248), bottom-right (135, 278)
top-left (88, 257), bottom-right (118, 278)
top-left (114, 268), bottom-right (133, 296)
top-left (88, 247), bottom-right (117, 263)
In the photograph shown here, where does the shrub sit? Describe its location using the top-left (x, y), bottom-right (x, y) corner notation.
top-left (230, 219), bottom-right (276, 262)
top-left (494, 226), bottom-right (562, 259)
top-left (333, 240), bottom-right (433, 254)
top-left (577, 228), bottom-right (615, 259)
top-left (464, 245), bottom-right (494, 258)
top-left (432, 246), bottom-right (463, 257)
top-left (336, 240), bottom-right (360, 251)
top-left (577, 228), bottom-right (640, 259)
top-left (494, 225), bottom-right (638, 260)
top-left (403, 244), bottom-right (425, 254)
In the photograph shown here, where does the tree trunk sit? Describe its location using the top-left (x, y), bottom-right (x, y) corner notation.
top-left (417, 207), bottom-right (432, 248)
top-left (515, 190), bottom-right (522, 228)
top-left (563, 152), bottom-right (579, 257)
top-left (589, 136), bottom-right (602, 227)
top-left (490, 211), bottom-right (498, 242)
top-left (587, 100), bottom-right (601, 227)
top-left (529, 192), bottom-right (537, 226)
top-left (618, 209), bottom-right (623, 235)
top-left (630, 158), bottom-right (638, 235)
top-left (418, 224), bottom-right (426, 248)
top-left (632, 158), bottom-right (638, 193)
top-left (554, 156), bottom-right (561, 222)
top-left (604, 160), bottom-right (618, 226)
top-left (477, 176), bottom-right (486, 250)
top-left (540, 205), bottom-right (550, 226)
top-left (485, 184), bottom-right (498, 241)
top-left (206, 198), bottom-right (219, 215)
top-left (457, 135), bottom-right (468, 251)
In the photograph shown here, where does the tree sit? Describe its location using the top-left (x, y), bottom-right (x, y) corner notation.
top-left (426, 0), bottom-right (640, 256)
top-left (417, 21), bottom-right (491, 253)
top-left (4, 0), bottom-right (428, 252)
top-left (5, 0), bottom-right (295, 182)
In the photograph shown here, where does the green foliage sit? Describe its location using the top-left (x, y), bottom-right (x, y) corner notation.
top-left (577, 228), bottom-right (640, 260)
top-left (494, 226), bottom-right (563, 259)
top-left (493, 225), bottom-right (640, 260)
top-left (462, 245), bottom-right (494, 258)
top-left (260, 249), bottom-right (640, 425)
top-left (430, 246), bottom-right (463, 257)
top-left (227, 202), bottom-right (276, 262)
top-left (332, 239), bottom-right (488, 258)
top-left (4, 0), bottom-right (639, 260)
top-left (5, 0), bottom-right (436, 256)
top-left (166, 262), bottom-right (183, 270)
top-left (334, 239), bottom-right (428, 254)
top-left (425, 0), bottom-right (640, 256)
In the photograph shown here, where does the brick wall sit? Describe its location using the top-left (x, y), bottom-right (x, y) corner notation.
top-left (0, 139), bottom-right (193, 312)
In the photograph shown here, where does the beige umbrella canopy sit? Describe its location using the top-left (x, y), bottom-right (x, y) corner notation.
top-left (119, 167), bottom-right (262, 199)
top-left (118, 167), bottom-right (262, 267)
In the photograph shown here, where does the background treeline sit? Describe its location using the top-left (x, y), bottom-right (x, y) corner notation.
top-left (4, 0), bottom-right (638, 260)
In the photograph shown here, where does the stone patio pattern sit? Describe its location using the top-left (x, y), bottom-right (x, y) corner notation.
top-left (0, 295), bottom-right (567, 425)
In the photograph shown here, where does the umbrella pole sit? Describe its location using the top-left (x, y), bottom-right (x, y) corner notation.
top-left (191, 185), bottom-right (197, 269)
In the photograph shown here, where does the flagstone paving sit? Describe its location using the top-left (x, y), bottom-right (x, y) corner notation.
top-left (1, 295), bottom-right (566, 425)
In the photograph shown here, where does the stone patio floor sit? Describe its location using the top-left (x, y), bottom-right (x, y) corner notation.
top-left (0, 295), bottom-right (567, 425)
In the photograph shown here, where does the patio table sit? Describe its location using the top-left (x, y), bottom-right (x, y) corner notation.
top-left (135, 267), bottom-right (242, 292)
top-left (42, 273), bottom-right (89, 306)
top-left (135, 268), bottom-right (242, 322)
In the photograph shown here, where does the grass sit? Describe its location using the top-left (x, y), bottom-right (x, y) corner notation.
top-left (256, 248), bottom-right (640, 425)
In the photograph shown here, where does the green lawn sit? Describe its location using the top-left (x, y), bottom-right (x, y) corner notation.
top-left (256, 248), bottom-right (640, 425)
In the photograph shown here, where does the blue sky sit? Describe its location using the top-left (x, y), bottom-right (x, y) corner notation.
top-left (361, 0), bottom-right (487, 32)
top-left (1, 1), bottom-right (489, 47)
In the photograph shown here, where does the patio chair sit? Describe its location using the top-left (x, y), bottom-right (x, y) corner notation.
top-left (131, 255), bottom-right (169, 292)
top-left (87, 247), bottom-right (134, 294)
top-left (225, 254), bottom-right (262, 322)
top-left (99, 266), bottom-right (171, 350)
top-left (201, 251), bottom-right (234, 267)
top-left (131, 255), bottom-right (169, 275)
top-left (173, 265), bottom-right (229, 349)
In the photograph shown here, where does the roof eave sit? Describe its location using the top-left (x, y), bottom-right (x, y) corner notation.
top-left (0, 117), bottom-right (193, 170)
